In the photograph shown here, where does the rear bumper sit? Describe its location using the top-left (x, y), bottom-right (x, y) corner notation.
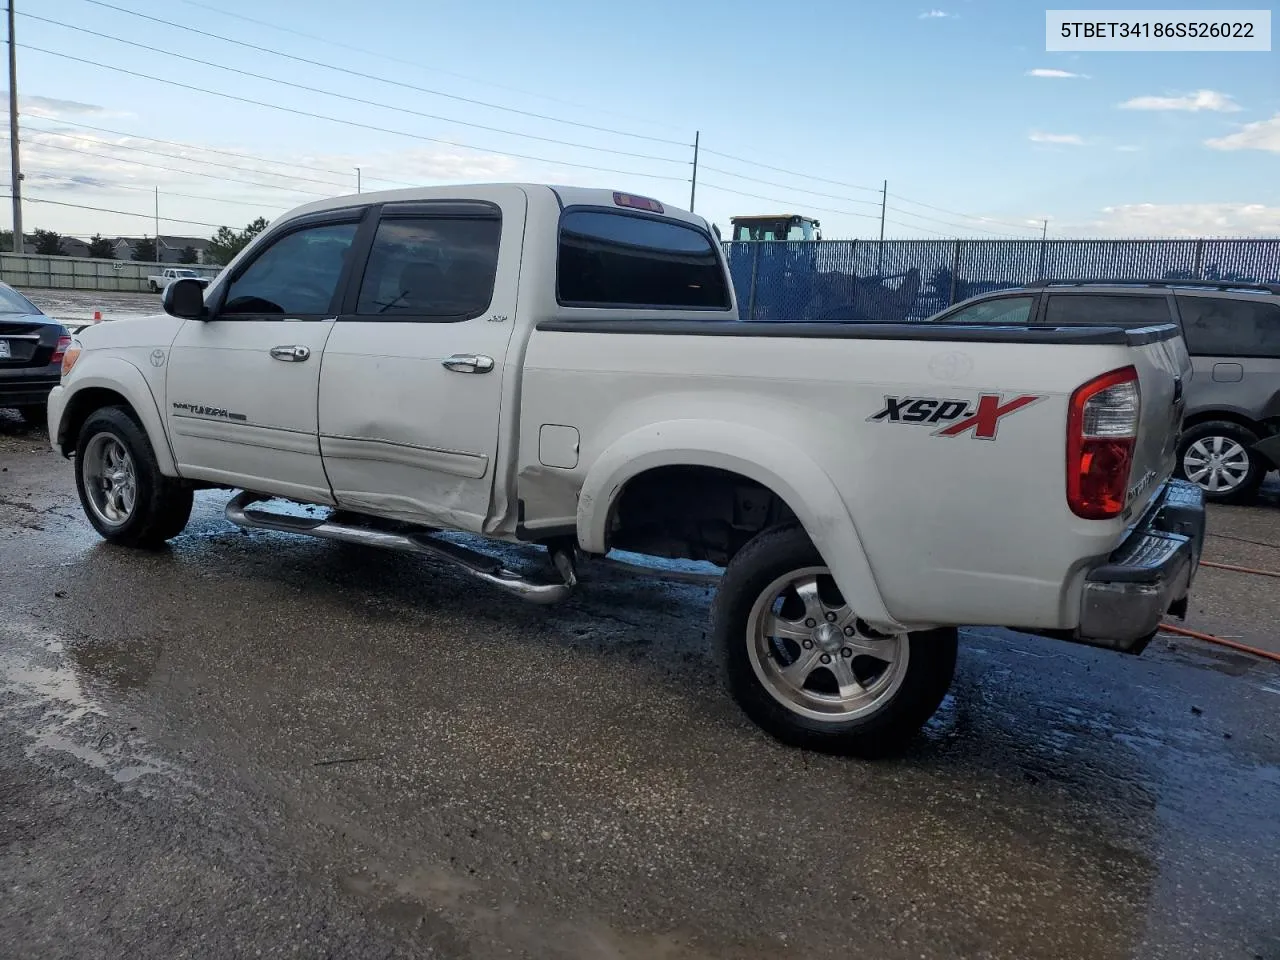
top-left (0, 367), bottom-right (59, 406)
top-left (1072, 480), bottom-right (1205, 654)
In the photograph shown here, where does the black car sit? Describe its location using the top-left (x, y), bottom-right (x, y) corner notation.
top-left (0, 283), bottom-right (70, 426)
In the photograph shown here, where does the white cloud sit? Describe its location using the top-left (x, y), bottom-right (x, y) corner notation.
top-left (1026, 68), bottom-right (1088, 79)
top-left (1205, 113), bottom-right (1280, 153)
top-left (918, 9), bottom-right (955, 19)
top-left (1116, 145), bottom-right (1142, 152)
top-left (0, 92), bottom-right (118, 120)
top-left (1070, 202), bottom-right (1280, 237)
top-left (1119, 90), bottom-right (1241, 112)
top-left (1029, 131), bottom-right (1085, 145)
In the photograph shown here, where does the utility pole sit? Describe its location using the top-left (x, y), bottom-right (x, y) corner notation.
top-left (876, 179), bottom-right (887, 275)
top-left (154, 186), bottom-right (160, 247)
top-left (1041, 219), bottom-right (1048, 241)
top-left (1037, 219), bottom-right (1049, 280)
top-left (355, 167), bottom-right (361, 194)
top-left (8, 0), bottom-right (22, 254)
top-left (689, 131), bottom-right (699, 212)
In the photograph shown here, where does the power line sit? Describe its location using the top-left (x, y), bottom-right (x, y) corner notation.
top-left (21, 44), bottom-right (690, 184)
top-left (887, 192), bottom-right (1041, 233)
top-left (13, 134), bottom-right (334, 198)
top-left (700, 149), bottom-right (880, 195)
top-left (27, 116), bottom-right (421, 190)
top-left (170, 0), bottom-right (685, 136)
top-left (21, 125), bottom-right (350, 192)
top-left (2, 194), bottom-right (224, 229)
top-left (885, 205), bottom-right (1038, 238)
top-left (29, 11), bottom-right (688, 164)
top-left (699, 164), bottom-right (882, 209)
top-left (698, 180), bottom-right (881, 222)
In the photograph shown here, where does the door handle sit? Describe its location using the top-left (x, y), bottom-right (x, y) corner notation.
top-left (270, 345), bottom-right (310, 362)
top-left (442, 353), bottom-right (494, 374)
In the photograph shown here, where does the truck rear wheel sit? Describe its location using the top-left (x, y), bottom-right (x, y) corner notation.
top-left (712, 524), bottom-right (957, 757)
top-left (75, 406), bottom-right (193, 547)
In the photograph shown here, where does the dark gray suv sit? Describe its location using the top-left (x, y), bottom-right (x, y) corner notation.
top-left (926, 279), bottom-right (1280, 504)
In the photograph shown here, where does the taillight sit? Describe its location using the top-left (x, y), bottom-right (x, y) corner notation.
top-left (51, 335), bottom-right (72, 365)
top-left (1067, 366), bottom-right (1141, 520)
top-left (59, 338), bottom-right (82, 377)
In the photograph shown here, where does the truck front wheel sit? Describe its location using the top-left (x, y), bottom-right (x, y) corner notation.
top-left (75, 406), bottom-right (193, 547)
top-left (712, 524), bottom-right (957, 757)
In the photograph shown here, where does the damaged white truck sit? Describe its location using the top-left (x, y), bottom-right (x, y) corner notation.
top-left (48, 184), bottom-right (1206, 756)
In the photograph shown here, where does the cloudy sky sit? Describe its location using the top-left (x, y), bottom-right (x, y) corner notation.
top-left (3, 0), bottom-right (1277, 241)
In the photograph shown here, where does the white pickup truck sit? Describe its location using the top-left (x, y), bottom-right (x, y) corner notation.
top-left (147, 268), bottom-right (209, 294)
top-left (48, 184), bottom-right (1205, 756)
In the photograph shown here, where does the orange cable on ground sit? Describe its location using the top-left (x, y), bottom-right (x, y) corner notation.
top-left (1155, 558), bottom-right (1280, 663)
top-left (1159, 623), bottom-right (1280, 665)
top-left (1199, 559), bottom-right (1280, 579)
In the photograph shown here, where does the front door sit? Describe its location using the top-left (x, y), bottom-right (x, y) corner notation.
top-left (166, 214), bottom-right (365, 503)
top-left (317, 190), bottom-right (526, 532)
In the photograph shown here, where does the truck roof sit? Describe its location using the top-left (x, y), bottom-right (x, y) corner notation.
top-left (277, 183), bottom-right (712, 233)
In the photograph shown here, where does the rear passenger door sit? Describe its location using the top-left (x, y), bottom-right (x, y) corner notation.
top-left (1175, 293), bottom-right (1280, 418)
top-left (317, 189), bottom-right (526, 532)
top-left (1039, 293), bottom-right (1174, 329)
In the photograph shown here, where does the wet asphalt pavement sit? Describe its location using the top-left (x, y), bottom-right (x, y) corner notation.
top-left (4, 313), bottom-right (1280, 957)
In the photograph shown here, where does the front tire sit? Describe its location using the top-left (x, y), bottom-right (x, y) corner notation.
top-left (712, 524), bottom-right (957, 757)
top-left (75, 406), bottom-right (193, 547)
top-left (1176, 420), bottom-right (1266, 505)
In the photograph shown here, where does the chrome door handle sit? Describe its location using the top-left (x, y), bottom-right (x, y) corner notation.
top-left (270, 345), bottom-right (310, 362)
top-left (442, 353), bottom-right (494, 374)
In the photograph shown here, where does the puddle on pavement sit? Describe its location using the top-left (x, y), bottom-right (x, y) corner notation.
top-left (0, 617), bottom-right (190, 794)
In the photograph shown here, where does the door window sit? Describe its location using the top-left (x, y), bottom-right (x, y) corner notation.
top-left (557, 210), bottom-right (730, 309)
top-left (354, 217), bottom-right (501, 320)
top-left (221, 222), bottom-right (358, 316)
top-left (1178, 296), bottom-right (1280, 358)
top-left (936, 296), bottom-right (1035, 324)
top-left (1044, 294), bottom-right (1170, 326)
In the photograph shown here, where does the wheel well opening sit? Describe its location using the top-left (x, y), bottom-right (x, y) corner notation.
top-left (1182, 411), bottom-right (1262, 435)
top-left (59, 388), bottom-right (133, 455)
top-left (606, 465), bottom-right (798, 567)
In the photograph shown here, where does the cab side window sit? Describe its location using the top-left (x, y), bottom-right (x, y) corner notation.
top-left (221, 222), bottom-right (358, 316)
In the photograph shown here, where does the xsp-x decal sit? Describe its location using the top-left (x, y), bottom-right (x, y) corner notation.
top-left (868, 393), bottom-right (1044, 440)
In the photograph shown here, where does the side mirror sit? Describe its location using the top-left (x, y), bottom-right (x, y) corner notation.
top-left (163, 277), bottom-right (209, 320)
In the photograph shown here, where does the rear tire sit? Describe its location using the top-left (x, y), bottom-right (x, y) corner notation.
top-left (75, 406), bottom-right (193, 547)
top-left (712, 523), bottom-right (957, 757)
top-left (1176, 420), bottom-right (1266, 505)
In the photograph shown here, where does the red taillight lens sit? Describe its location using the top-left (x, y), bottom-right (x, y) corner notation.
top-left (50, 335), bottom-right (72, 365)
top-left (1067, 366), bottom-right (1141, 520)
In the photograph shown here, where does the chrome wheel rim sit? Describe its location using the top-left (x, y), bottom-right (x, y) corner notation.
top-left (1183, 436), bottom-right (1250, 494)
top-left (82, 432), bottom-right (137, 527)
top-left (747, 566), bottom-right (909, 722)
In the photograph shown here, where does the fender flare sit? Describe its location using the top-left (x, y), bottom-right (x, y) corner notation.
top-left (576, 419), bottom-right (901, 630)
top-left (56, 356), bottom-right (178, 475)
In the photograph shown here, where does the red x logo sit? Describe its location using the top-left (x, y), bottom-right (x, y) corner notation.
top-left (934, 394), bottom-right (1042, 440)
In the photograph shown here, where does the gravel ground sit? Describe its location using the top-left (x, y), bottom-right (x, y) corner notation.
top-left (1, 409), bottom-right (1279, 960)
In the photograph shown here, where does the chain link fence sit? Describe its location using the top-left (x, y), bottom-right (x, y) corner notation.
top-left (723, 238), bottom-right (1280, 321)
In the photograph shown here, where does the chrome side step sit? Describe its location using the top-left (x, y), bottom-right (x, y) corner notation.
top-left (224, 492), bottom-right (576, 605)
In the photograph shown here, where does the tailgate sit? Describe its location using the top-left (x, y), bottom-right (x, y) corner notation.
top-left (1124, 325), bottom-right (1191, 514)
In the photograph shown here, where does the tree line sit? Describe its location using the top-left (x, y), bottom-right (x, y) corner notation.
top-left (1, 216), bottom-right (270, 267)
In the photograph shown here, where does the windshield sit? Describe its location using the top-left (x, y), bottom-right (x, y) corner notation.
top-left (0, 284), bottom-right (42, 315)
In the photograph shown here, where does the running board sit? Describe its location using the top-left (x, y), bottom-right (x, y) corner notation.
top-left (224, 492), bottom-right (576, 605)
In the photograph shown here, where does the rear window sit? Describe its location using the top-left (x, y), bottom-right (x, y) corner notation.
top-left (1178, 296), bottom-right (1280, 358)
top-left (1044, 294), bottom-right (1171, 326)
top-left (557, 210), bottom-right (730, 310)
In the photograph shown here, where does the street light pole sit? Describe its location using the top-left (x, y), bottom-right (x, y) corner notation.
top-left (355, 167), bottom-right (361, 194)
top-left (8, 0), bottom-right (22, 254)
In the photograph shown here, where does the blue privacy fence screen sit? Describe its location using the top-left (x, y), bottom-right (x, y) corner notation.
top-left (721, 238), bottom-right (1280, 321)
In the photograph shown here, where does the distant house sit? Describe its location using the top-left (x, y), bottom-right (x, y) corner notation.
top-left (19, 234), bottom-right (90, 257)
top-left (158, 235), bottom-right (212, 264)
top-left (106, 235), bottom-right (212, 264)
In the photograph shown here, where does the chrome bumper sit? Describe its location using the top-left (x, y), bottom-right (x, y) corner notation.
top-left (1074, 480), bottom-right (1206, 654)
